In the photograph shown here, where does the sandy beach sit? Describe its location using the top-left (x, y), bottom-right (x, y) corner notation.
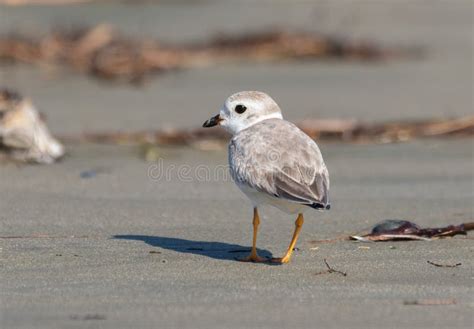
top-left (0, 1), bottom-right (473, 328)
top-left (1, 140), bottom-right (473, 328)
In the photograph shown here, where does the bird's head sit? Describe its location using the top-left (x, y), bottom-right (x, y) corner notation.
top-left (202, 91), bottom-right (283, 135)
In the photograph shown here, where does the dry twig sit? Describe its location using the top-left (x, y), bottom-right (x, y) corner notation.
top-left (315, 259), bottom-right (347, 276)
top-left (427, 261), bottom-right (462, 268)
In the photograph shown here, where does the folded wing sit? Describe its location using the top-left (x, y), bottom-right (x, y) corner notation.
top-left (229, 119), bottom-right (330, 209)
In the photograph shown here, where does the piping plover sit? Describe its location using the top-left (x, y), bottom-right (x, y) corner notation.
top-left (203, 91), bottom-right (330, 264)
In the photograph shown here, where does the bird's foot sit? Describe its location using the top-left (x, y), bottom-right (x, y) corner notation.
top-left (270, 256), bottom-right (291, 264)
top-left (236, 253), bottom-right (268, 263)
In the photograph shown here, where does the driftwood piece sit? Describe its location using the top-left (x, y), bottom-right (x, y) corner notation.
top-left (350, 219), bottom-right (474, 242)
top-left (0, 25), bottom-right (421, 84)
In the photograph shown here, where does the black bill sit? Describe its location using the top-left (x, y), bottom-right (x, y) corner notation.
top-left (202, 114), bottom-right (222, 128)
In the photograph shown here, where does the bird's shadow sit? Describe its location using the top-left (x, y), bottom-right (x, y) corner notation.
top-left (112, 235), bottom-right (273, 262)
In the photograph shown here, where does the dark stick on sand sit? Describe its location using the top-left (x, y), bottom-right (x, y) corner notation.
top-left (315, 259), bottom-right (347, 276)
top-left (427, 261), bottom-right (462, 268)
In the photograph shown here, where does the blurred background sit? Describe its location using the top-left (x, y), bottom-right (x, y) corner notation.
top-left (1, 0), bottom-right (472, 136)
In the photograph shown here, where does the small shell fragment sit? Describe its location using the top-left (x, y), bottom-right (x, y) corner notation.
top-left (0, 89), bottom-right (65, 164)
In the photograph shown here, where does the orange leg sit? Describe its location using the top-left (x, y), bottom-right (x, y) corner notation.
top-left (237, 208), bottom-right (267, 263)
top-left (271, 213), bottom-right (304, 264)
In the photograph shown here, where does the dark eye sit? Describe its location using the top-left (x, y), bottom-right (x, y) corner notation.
top-left (235, 104), bottom-right (247, 114)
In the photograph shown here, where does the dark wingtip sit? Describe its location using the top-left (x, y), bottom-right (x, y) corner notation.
top-left (307, 203), bottom-right (331, 210)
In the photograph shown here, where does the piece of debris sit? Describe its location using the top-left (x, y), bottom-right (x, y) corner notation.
top-left (315, 259), bottom-right (347, 277)
top-left (0, 89), bottom-right (65, 164)
top-left (403, 299), bottom-right (456, 306)
top-left (350, 219), bottom-right (474, 242)
top-left (0, 25), bottom-right (421, 84)
top-left (59, 116), bottom-right (474, 148)
top-left (427, 261), bottom-right (462, 268)
top-left (148, 250), bottom-right (162, 254)
top-left (301, 116), bottom-right (474, 142)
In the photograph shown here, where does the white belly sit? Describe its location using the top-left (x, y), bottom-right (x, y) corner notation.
top-left (237, 184), bottom-right (308, 214)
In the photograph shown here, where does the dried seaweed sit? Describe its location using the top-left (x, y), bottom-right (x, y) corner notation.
top-left (350, 219), bottom-right (474, 242)
top-left (0, 25), bottom-right (420, 84)
top-left (59, 116), bottom-right (474, 147)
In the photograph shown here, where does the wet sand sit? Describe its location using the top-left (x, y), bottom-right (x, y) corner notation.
top-left (1, 140), bottom-right (473, 329)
